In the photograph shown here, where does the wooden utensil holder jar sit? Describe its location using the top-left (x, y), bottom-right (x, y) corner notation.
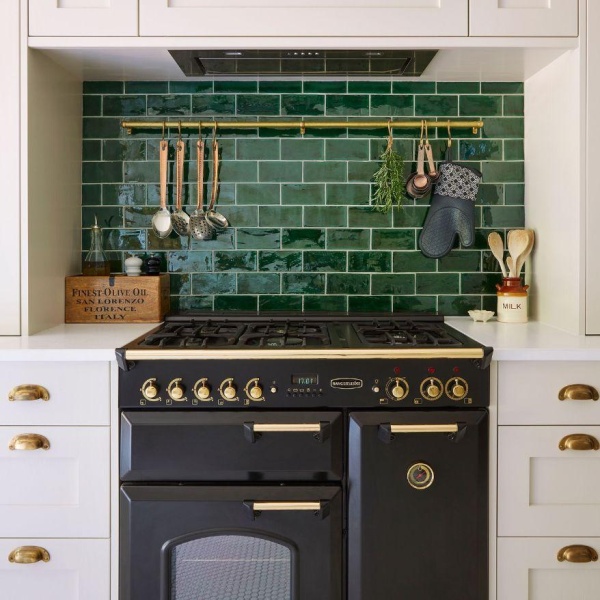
top-left (496, 277), bottom-right (529, 323)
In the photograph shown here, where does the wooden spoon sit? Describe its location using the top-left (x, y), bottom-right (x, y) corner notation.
top-left (487, 232), bottom-right (507, 277)
top-left (507, 229), bottom-right (530, 277)
top-left (514, 229), bottom-right (535, 278)
top-left (506, 256), bottom-right (516, 278)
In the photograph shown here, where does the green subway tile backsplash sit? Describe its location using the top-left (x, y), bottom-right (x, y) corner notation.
top-left (82, 80), bottom-right (525, 316)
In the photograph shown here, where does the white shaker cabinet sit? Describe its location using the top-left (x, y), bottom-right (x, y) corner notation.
top-left (139, 0), bottom-right (468, 37)
top-left (470, 0), bottom-right (578, 37)
top-left (29, 0), bottom-right (138, 36)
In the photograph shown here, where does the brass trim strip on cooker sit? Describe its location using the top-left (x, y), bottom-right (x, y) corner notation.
top-left (8, 433), bottom-right (51, 451)
top-left (8, 546), bottom-right (51, 564)
top-left (557, 545), bottom-right (599, 563)
top-left (8, 384), bottom-right (50, 402)
top-left (124, 348), bottom-right (485, 361)
top-left (390, 424), bottom-right (459, 434)
top-left (252, 423), bottom-right (322, 433)
top-left (251, 502), bottom-right (321, 512)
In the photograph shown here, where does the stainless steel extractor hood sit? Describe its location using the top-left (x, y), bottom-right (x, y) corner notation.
top-left (168, 49), bottom-right (438, 77)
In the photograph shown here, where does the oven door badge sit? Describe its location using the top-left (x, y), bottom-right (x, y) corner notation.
top-left (330, 377), bottom-right (363, 390)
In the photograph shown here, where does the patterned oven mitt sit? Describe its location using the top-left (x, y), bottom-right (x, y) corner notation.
top-left (418, 161), bottom-right (482, 258)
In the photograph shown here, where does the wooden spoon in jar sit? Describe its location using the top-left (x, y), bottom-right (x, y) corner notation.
top-left (514, 229), bottom-right (535, 278)
top-left (487, 232), bottom-right (507, 277)
top-left (507, 229), bottom-right (531, 277)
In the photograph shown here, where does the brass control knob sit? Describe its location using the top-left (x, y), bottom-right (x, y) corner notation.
top-left (169, 383), bottom-right (185, 401)
top-left (223, 384), bottom-right (237, 400)
top-left (141, 380), bottom-right (159, 401)
top-left (249, 384), bottom-right (263, 400)
top-left (446, 377), bottom-right (468, 400)
top-left (426, 380), bottom-right (442, 398)
top-left (196, 384), bottom-right (211, 400)
top-left (452, 382), bottom-right (466, 398)
top-left (392, 382), bottom-right (405, 399)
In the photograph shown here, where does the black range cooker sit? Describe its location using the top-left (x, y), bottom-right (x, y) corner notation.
top-left (117, 313), bottom-right (492, 600)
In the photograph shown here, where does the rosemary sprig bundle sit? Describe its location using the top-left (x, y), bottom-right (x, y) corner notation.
top-left (372, 127), bottom-right (406, 213)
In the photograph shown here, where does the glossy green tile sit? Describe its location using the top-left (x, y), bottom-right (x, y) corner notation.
top-left (147, 95), bottom-right (191, 116)
top-left (104, 229), bottom-right (146, 251)
top-left (282, 228), bottom-right (325, 249)
top-left (123, 162), bottom-right (157, 183)
top-left (370, 138), bottom-right (413, 161)
top-left (169, 274), bottom-right (192, 295)
top-left (303, 206), bottom-right (347, 228)
top-left (438, 295), bottom-right (481, 316)
top-left (392, 206), bottom-right (427, 228)
top-left (371, 274), bottom-right (415, 295)
top-left (222, 206), bottom-right (259, 228)
top-left (438, 251), bottom-right (481, 272)
top-left (167, 251), bottom-right (212, 273)
top-left (237, 273), bottom-right (280, 294)
top-left (102, 183), bottom-right (145, 206)
top-left (392, 82), bottom-right (435, 94)
top-left (326, 95), bottom-right (369, 116)
top-left (415, 95), bottom-right (458, 117)
top-left (236, 228), bottom-right (281, 249)
top-left (481, 161), bottom-right (524, 183)
top-left (505, 184), bottom-right (525, 205)
top-left (347, 161), bottom-right (376, 183)
top-left (83, 95), bottom-right (102, 117)
top-left (237, 139), bottom-right (280, 160)
top-left (258, 251), bottom-right (302, 272)
top-left (348, 81), bottom-right (391, 94)
top-left (370, 95), bottom-right (414, 117)
top-left (393, 295), bottom-right (437, 312)
top-left (282, 184), bottom-right (325, 205)
top-left (147, 230), bottom-right (186, 251)
top-left (478, 184), bottom-right (503, 206)
top-left (82, 207), bottom-right (122, 229)
top-left (416, 273), bottom-right (459, 295)
top-left (259, 295), bottom-right (303, 311)
top-left (481, 206), bottom-right (525, 227)
top-left (259, 161), bottom-right (302, 182)
top-left (83, 118), bottom-right (123, 139)
top-left (504, 95), bottom-right (525, 116)
top-left (325, 139), bottom-right (370, 161)
top-left (82, 184), bottom-right (102, 206)
top-left (215, 81), bottom-right (257, 93)
top-left (304, 161), bottom-right (347, 182)
top-left (169, 81), bottom-right (213, 93)
top-left (220, 161), bottom-right (258, 182)
top-left (504, 140), bottom-right (524, 161)
top-left (260, 206), bottom-right (302, 227)
top-left (461, 273), bottom-right (499, 294)
top-left (327, 274), bottom-right (369, 295)
top-left (237, 94), bottom-right (280, 115)
top-left (171, 295), bottom-right (214, 311)
top-left (84, 81), bottom-right (123, 94)
top-left (83, 140), bottom-right (102, 161)
top-left (192, 95), bottom-right (236, 115)
top-left (304, 81), bottom-right (347, 94)
top-left (214, 251), bottom-right (257, 271)
top-left (482, 118), bottom-right (524, 139)
top-left (125, 81), bottom-right (169, 94)
top-left (123, 206), bottom-right (153, 227)
top-left (482, 82), bottom-right (524, 94)
top-left (282, 273), bottom-right (325, 294)
top-left (438, 82), bottom-right (480, 94)
top-left (348, 251), bottom-right (391, 273)
top-left (260, 81), bottom-right (302, 93)
top-left (103, 140), bottom-right (145, 161)
top-left (237, 183), bottom-right (280, 205)
top-left (372, 229), bottom-right (415, 250)
top-left (304, 251), bottom-right (347, 272)
top-left (214, 295), bottom-right (258, 311)
top-left (459, 95), bottom-right (502, 117)
top-left (348, 207), bottom-right (392, 228)
top-left (327, 229), bottom-right (369, 250)
top-left (281, 139), bottom-right (324, 161)
top-left (460, 140), bottom-right (502, 161)
top-left (392, 251), bottom-right (436, 273)
top-left (304, 295), bottom-right (348, 311)
top-left (326, 183), bottom-right (370, 206)
top-left (349, 295), bottom-right (392, 312)
top-left (83, 161), bottom-right (123, 184)
top-left (281, 94), bottom-right (325, 116)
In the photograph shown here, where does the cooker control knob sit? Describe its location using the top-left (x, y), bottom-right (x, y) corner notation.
top-left (168, 380), bottom-right (186, 401)
top-left (249, 384), bottom-right (263, 400)
top-left (223, 383), bottom-right (237, 400)
top-left (420, 377), bottom-right (443, 401)
top-left (386, 377), bottom-right (409, 401)
top-left (446, 377), bottom-right (468, 401)
top-left (196, 384), bottom-right (211, 400)
top-left (141, 379), bottom-right (159, 401)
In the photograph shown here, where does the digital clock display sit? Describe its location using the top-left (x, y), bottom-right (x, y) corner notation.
top-left (292, 374), bottom-right (319, 385)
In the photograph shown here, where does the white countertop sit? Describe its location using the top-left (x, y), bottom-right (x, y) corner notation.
top-left (0, 319), bottom-right (598, 361)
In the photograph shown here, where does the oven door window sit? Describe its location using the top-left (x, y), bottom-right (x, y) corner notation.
top-left (171, 534), bottom-right (292, 600)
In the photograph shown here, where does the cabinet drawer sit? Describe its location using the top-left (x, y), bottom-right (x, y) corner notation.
top-left (0, 538), bottom-right (109, 600)
top-left (498, 361), bottom-right (600, 425)
top-left (0, 426), bottom-right (109, 537)
top-left (121, 411), bottom-right (343, 482)
top-left (498, 426), bottom-right (600, 537)
top-left (498, 538), bottom-right (600, 600)
top-left (0, 362), bottom-right (109, 426)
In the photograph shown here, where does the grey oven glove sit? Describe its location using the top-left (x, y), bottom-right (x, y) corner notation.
top-left (418, 161), bottom-right (482, 259)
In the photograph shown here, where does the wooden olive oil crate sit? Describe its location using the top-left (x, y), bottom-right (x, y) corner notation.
top-left (65, 274), bottom-right (170, 323)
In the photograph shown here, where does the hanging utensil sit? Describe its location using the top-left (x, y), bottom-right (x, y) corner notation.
top-left (487, 232), bottom-right (508, 278)
top-left (151, 123), bottom-right (172, 239)
top-left (406, 121), bottom-right (432, 199)
top-left (205, 124), bottom-right (229, 232)
top-left (189, 126), bottom-right (214, 241)
top-left (423, 122), bottom-right (440, 183)
top-left (171, 124), bottom-right (191, 237)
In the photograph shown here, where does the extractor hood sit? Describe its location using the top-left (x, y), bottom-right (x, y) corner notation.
top-left (168, 49), bottom-right (438, 77)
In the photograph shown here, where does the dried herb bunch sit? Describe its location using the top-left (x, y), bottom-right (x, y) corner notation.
top-left (372, 123), bottom-right (406, 213)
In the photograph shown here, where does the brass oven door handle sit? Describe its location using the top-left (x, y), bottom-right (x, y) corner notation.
top-left (557, 545), bottom-right (599, 563)
top-left (8, 433), bottom-right (51, 451)
top-left (244, 500), bottom-right (329, 520)
top-left (558, 384), bottom-right (599, 401)
top-left (244, 421), bottom-right (331, 443)
top-left (390, 424), bottom-right (459, 434)
top-left (8, 546), bottom-right (51, 564)
top-left (379, 423), bottom-right (466, 444)
top-left (558, 434), bottom-right (600, 451)
top-left (8, 384), bottom-right (50, 402)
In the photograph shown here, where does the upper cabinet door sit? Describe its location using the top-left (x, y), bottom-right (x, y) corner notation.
top-left (29, 0), bottom-right (138, 36)
top-left (139, 0), bottom-right (468, 37)
top-left (470, 0), bottom-right (578, 37)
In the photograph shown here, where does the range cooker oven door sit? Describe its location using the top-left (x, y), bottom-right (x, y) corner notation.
top-left (120, 485), bottom-right (342, 600)
top-left (348, 410), bottom-right (488, 600)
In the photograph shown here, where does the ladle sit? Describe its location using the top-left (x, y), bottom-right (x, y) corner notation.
top-left (171, 125), bottom-right (191, 237)
top-left (487, 232), bottom-right (507, 277)
top-left (189, 132), bottom-right (214, 241)
top-left (151, 130), bottom-right (172, 239)
top-left (205, 126), bottom-right (229, 232)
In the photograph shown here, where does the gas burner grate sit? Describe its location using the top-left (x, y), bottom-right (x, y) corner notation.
top-left (353, 319), bottom-right (462, 348)
top-left (139, 321), bottom-right (246, 348)
top-left (239, 322), bottom-right (331, 348)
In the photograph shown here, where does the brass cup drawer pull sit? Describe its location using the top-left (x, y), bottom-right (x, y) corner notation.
top-left (8, 546), bottom-right (51, 564)
top-left (558, 384), bottom-right (599, 401)
top-left (558, 434), bottom-right (600, 451)
top-left (8, 433), bottom-right (51, 451)
top-left (8, 384), bottom-right (50, 402)
top-left (557, 545), bottom-right (598, 563)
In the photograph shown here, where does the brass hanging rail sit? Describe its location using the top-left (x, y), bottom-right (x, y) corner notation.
top-left (121, 119), bottom-right (484, 135)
